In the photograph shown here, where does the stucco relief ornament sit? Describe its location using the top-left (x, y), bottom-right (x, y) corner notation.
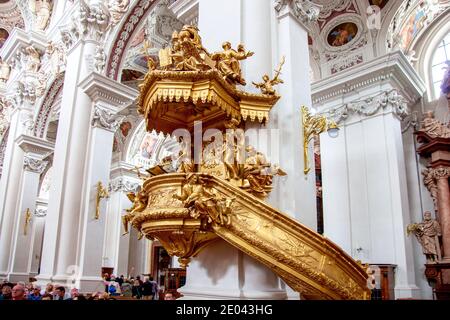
top-left (106, 0), bottom-right (130, 26)
top-left (0, 57), bottom-right (11, 84)
top-left (419, 111), bottom-right (450, 138)
top-left (94, 46), bottom-right (106, 73)
top-left (29, 0), bottom-right (53, 31)
top-left (62, 0), bottom-right (111, 49)
top-left (274, 0), bottom-right (322, 23)
top-left (23, 156), bottom-right (48, 173)
top-left (0, 98), bottom-right (9, 141)
top-left (92, 105), bottom-right (125, 131)
top-left (24, 46), bottom-right (42, 73)
top-left (108, 177), bottom-right (140, 193)
top-left (45, 41), bottom-right (66, 75)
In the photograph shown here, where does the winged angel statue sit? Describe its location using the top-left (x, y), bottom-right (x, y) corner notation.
top-left (252, 56), bottom-right (285, 95)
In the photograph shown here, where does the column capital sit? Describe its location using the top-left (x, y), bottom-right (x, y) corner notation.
top-left (91, 104), bottom-right (125, 132)
top-left (23, 156), bottom-right (48, 174)
top-left (79, 72), bottom-right (138, 131)
top-left (108, 176), bottom-right (140, 194)
top-left (321, 89), bottom-right (409, 125)
top-left (432, 167), bottom-right (450, 180)
top-left (274, 0), bottom-right (321, 25)
top-left (59, 0), bottom-right (112, 51)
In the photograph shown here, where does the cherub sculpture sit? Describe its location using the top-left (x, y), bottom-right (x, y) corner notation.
top-left (212, 42), bottom-right (254, 85)
top-left (122, 190), bottom-right (148, 235)
top-left (141, 39), bottom-right (156, 71)
top-left (252, 56), bottom-right (285, 95)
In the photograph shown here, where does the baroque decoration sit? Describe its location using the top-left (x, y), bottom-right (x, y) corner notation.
top-left (124, 24), bottom-right (371, 300)
top-left (323, 89), bottom-right (409, 124)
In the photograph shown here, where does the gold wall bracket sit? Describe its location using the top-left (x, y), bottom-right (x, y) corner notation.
top-left (302, 105), bottom-right (339, 175)
top-left (95, 181), bottom-right (109, 220)
top-left (24, 208), bottom-right (32, 235)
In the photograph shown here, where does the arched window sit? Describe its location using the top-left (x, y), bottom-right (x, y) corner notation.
top-left (431, 32), bottom-right (450, 99)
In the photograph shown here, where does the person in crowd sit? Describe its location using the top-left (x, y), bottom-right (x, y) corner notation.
top-left (41, 283), bottom-right (54, 296)
top-left (41, 293), bottom-right (53, 300)
top-left (28, 285), bottom-right (42, 300)
top-left (73, 294), bottom-right (86, 301)
top-left (116, 275), bottom-right (124, 287)
top-left (132, 277), bottom-right (142, 299)
top-left (108, 277), bottom-right (121, 296)
top-left (142, 277), bottom-right (153, 300)
top-left (102, 273), bottom-right (111, 292)
top-left (54, 286), bottom-right (71, 300)
top-left (164, 292), bottom-right (176, 300)
top-left (149, 277), bottom-right (159, 300)
top-left (121, 279), bottom-right (133, 297)
top-left (70, 288), bottom-right (79, 299)
top-left (11, 285), bottom-right (27, 300)
top-left (0, 285), bottom-right (12, 300)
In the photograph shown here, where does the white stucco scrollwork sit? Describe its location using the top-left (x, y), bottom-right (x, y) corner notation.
top-left (23, 156), bottom-right (48, 174)
top-left (324, 89), bottom-right (409, 124)
top-left (91, 104), bottom-right (125, 132)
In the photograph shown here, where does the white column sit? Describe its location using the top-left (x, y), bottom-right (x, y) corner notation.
top-left (36, 2), bottom-right (138, 291)
top-left (0, 86), bottom-right (40, 279)
top-left (7, 135), bottom-right (53, 282)
top-left (75, 102), bottom-right (118, 291)
top-left (104, 170), bottom-right (140, 277)
top-left (29, 210), bottom-right (47, 276)
top-left (320, 99), bottom-right (421, 299)
top-left (198, 0), bottom-right (242, 50)
top-left (271, 2), bottom-right (318, 229)
top-left (36, 37), bottom-right (99, 287)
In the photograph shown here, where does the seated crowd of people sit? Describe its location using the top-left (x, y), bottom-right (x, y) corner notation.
top-left (0, 274), bottom-right (177, 301)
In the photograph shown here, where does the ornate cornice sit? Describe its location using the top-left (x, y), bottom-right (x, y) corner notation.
top-left (320, 89), bottom-right (409, 124)
top-left (108, 176), bottom-right (140, 193)
top-left (274, 0), bottom-right (322, 25)
top-left (91, 104), bottom-right (124, 132)
top-left (23, 156), bottom-right (48, 174)
top-left (312, 51), bottom-right (426, 108)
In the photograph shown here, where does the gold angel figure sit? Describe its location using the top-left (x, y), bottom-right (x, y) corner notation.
top-left (141, 39), bottom-right (156, 71)
top-left (212, 42), bottom-right (254, 86)
top-left (122, 190), bottom-right (148, 235)
top-left (252, 56), bottom-right (285, 95)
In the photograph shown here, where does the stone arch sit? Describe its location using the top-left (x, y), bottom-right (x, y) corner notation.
top-left (105, 0), bottom-right (160, 80)
top-left (411, 10), bottom-right (450, 102)
top-left (32, 72), bottom-right (64, 138)
top-left (374, 0), bottom-right (408, 56)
